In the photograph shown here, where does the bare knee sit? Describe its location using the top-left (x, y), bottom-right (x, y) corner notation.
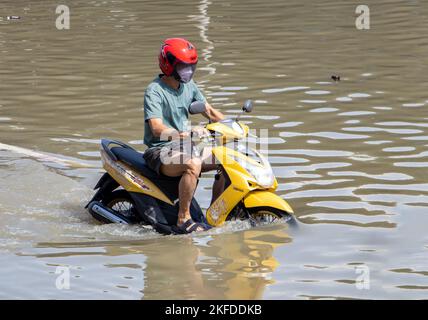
top-left (184, 158), bottom-right (202, 177)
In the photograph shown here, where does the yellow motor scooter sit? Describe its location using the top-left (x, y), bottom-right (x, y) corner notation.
top-left (85, 100), bottom-right (295, 234)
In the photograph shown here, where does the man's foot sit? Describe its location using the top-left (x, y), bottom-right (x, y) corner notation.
top-left (174, 218), bottom-right (210, 234)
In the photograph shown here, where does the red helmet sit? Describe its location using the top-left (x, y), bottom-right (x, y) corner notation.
top-left (159, 38), bottom-right (198, 79)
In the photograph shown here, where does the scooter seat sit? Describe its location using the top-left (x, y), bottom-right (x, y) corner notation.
top-left (110, 147), bottom-right (180, 200)
top-left (110, 147), bottom-right (154, 177)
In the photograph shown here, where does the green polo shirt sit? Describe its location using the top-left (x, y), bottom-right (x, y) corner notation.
top-left (143, 75), bottom-right (206, 148)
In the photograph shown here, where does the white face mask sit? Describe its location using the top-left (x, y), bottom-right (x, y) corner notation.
top-left (176, 63), bottom-right (197, 83)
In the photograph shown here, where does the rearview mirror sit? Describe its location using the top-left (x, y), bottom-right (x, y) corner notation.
top-left (189, 101), bottom-right (207, 114)
top-left (242, 100), bottom-right (253, 113)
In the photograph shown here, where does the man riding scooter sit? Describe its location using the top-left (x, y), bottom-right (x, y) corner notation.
top-left (86, 38), bottom-right (294, 233)
top-left (143, 38), bottom-right (225, 234)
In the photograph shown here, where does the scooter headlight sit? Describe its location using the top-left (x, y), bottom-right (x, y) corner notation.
top-left (233, 152), bottom-right (275, 188)
top-left (250, 164), bottom-right (275, 188)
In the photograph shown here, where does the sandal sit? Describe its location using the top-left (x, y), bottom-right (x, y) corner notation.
top-left (173, 219), bottom-right (211, 234)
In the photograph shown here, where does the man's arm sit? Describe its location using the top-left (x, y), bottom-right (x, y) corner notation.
top-left (148, 118), bottom-right (189, 140)
top-left (202, 102), bottom-right (224, 122)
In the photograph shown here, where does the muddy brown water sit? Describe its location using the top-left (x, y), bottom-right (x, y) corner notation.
top-left (0, 0), bottom-right (427, 299)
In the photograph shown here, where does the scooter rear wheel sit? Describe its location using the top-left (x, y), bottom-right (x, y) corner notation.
top-left (103, 190), bottom-right (137, 221)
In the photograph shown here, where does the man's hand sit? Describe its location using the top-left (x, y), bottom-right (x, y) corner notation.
top-left (179, 131), bottom-right (190, 139)
top-left (202, 102), bottom-right (224, 123)
top-left (170, 129), bottom-right (190, 141)
top-left (191, 126), bottom-right (210, 138)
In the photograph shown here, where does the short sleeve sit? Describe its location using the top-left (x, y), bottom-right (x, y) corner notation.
top-left (192, 81), bottom-right (206, 103)
top-left (144, 89), bottom-right (163, 121)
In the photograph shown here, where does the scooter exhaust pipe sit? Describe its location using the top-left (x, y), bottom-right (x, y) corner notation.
top-left (88, 201), bottom-right (130, 224)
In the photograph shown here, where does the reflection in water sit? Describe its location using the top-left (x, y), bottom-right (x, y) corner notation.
top-left (202, 225), bottom-right (291, 299)
top-left (30, 225), bottom-right (291, 299)
top-left (189, 0), bottom-right (216, 76)
top-left (143, 225), bottom-right (291, 299)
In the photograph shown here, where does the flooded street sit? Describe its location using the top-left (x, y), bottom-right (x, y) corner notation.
top-left (1, 0), bottom-right (428, 299)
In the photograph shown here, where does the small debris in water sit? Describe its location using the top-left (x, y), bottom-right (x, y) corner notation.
top-left (331, 75), bottom-right (341, 82)
top-left (7, 16), bottom-right (21, 20)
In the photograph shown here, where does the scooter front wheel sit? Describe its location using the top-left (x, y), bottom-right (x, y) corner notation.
top-left (247, 207), bottom-right (296, 227)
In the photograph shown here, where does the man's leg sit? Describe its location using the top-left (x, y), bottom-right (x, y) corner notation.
top-left (210, 170), bottom-right (226, 205)
top-left (160, 152), bottom-right (204, 230)
top-left (200, 146), bottom-right (226, 205)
